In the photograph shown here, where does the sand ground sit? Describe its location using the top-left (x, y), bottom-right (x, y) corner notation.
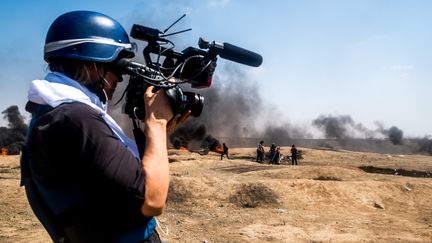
top-left (1, 147), bottom-right (431, 242)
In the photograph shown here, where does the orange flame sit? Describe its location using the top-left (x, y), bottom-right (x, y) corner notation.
top-left (214, 145), bottom-right (224, 154)
top-left (1, 148), bottom-right (7, 157)
top-left (179, 146), bottom-right (188, 152)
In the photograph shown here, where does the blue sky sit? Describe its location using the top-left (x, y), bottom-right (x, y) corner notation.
top-left (1, 0), bottom-right (431, 137)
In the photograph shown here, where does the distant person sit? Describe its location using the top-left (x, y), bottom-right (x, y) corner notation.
top-left (271, 146), bottom-right (282, 164)
top-left (256, 140), bottom-right (265, 163)
top-left (221, 143), bottom-right (230, 160)
top-left (291, 144), bottom-right (298, 165)
top-left (270, 143), bottom-right (276, 153)
top-left (269, 143), bottom-right (276, 164)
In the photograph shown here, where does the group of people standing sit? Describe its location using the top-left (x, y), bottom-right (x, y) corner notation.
top-left (256, 141), bottom-right (299, 165)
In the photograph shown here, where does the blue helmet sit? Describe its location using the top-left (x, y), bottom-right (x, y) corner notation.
top-left (44, 10), bottom-right (136, 63)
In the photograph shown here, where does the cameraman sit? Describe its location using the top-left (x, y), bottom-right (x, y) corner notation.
top-left (21, 11), bottom-right (185, 242)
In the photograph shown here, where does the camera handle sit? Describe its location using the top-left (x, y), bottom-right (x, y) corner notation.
top-left (132, 119), bottom-right (146, 158)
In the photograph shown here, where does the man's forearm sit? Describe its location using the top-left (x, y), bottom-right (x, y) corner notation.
top-left (141, 121), bottom-right (169, 216)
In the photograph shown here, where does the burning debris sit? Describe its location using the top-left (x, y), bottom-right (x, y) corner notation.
top-left (1, 147), bottom-right (7, 156)
top-left (201, 135), bottom-right (222, 154)
top-left (0, 106), bottom-right (28, 155)
top-left (169, 121), bottom-right (223, 154)
top-left (169, 122), bottom-right (206, 149)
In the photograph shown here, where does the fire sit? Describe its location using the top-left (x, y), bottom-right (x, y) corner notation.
top-left (214, 145), bottom-right (224, 154)
top-left (1, 147), bottom-right (7, 157)
top-left (179, 146), bottom-right (188, 152)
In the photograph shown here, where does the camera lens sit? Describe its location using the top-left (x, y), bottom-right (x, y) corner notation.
top-left (182, 92), bottom-right (204, 117)
top-left (165, 87), bottom-right (204, 117)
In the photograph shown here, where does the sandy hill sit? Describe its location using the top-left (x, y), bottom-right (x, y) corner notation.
top-left (1, 147), bottom-right (431, 242)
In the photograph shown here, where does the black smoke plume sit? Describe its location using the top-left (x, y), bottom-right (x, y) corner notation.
top-left (169, 123), bottom-right (206, 149)
top-left (170, 65), bottom-right (263, 150)
top-left (312, 114), bottom-right (406, 145)
top-left (201, 135), bottom-right (222, 153)
top-left (262, 123), bottom-right (311, 146)
top-left (0, 105), bottom-right (28, 154)
top-left (263, 126), bottom-right (291, 145)
top-left (387, 126), bottom-right (404, 145)
top-left (312, 115), bottom-right (356, 139)
top-left (375, 122), bottom-right (404, 145)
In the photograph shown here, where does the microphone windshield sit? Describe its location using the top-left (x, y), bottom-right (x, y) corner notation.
top-left (219, 42), bottom-right (263, 67)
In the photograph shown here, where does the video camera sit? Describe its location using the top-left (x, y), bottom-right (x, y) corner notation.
top-left (115, 15), bottom-right (263, 120)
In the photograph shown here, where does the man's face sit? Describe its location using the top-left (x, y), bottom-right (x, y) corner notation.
top-left (103, 70), bottom-right (123, 100)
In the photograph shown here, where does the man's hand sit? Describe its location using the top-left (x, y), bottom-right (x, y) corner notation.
top-left (144, 86), bottom-right (174, 123)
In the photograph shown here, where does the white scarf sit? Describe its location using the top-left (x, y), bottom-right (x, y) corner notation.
top-left (28, 72), bottom-right (140, 160)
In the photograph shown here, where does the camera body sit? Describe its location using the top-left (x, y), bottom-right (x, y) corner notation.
top-left (118, 21), bottom-right (262, 120)
top-left (132, 24), bottom-right (217, 89)
top-left (123, 74), bottom-right (204, 120)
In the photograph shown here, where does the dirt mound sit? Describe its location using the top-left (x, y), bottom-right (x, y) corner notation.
top-left (229, 183), bottom-right (279, 208)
